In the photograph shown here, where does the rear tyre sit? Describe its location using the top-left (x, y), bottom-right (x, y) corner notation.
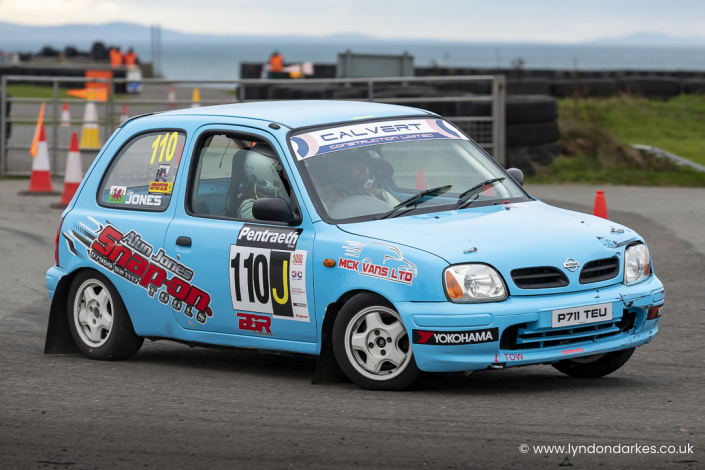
top-left (67, 269), bottom-right (143, 360)
top-left (552, 348), bottom-right (635, 378)
top-left (332, 293), bottom-right (423, 391)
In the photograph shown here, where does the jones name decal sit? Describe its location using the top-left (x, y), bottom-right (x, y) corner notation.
top-left (412, 327), bottom-right (499, 346)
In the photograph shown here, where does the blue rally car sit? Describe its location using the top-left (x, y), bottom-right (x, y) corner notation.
top-left (45, 101), bottom-right (665, 390)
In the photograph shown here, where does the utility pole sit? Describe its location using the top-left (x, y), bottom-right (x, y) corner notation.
top-left (151, 24), bottom-right (162, 78)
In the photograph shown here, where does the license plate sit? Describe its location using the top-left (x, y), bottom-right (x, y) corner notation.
top-left (551, 303), bottom-right (613, 328)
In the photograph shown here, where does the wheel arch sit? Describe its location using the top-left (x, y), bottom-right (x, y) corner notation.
top-left (44, 266), bottom-right (133, 354)
top-left (311, 289), bottom-right (394, 384)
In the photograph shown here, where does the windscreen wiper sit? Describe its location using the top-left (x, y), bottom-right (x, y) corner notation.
top-left (453, 178), bottom-right (505, 210)
top-left (374, 185), bottom-right (452, 220)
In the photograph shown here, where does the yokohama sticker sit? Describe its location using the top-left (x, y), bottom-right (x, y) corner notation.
top-left (412, 327), bottom-right (499, 345)
top-left (67, 217), bottom-right (214, 324)
top-left (338, 241), bottom-right (417, 285)
top-left (229, 224), bottom-right (310, 322)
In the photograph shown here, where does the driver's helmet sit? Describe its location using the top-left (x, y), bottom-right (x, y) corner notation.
top-left (243, 145), bottom-right (284, 198)
top-left (337, 148), bottom-right (382, 190)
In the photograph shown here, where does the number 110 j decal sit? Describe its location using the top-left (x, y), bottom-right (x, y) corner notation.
top-left (229, 224), bottom-right (310, 322)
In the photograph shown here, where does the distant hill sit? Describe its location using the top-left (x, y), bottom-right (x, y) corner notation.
top-left (0, 21), bottom-right (382, 50)
top-left (586, 32), bottom-right (705, 47)
top-left (3, 21), bottom-right (705, 51)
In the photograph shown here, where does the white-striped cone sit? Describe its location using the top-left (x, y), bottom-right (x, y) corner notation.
top-left (168, 85), bottom-right (176, 108)
top-left (53, 132), bottom-right (83, 207)
top-left (60, 103), bottom-right (70, 128)
top-left (120, 104), bottom-right (129, 123)
top-left (80, 95), bottom-right (101, 149)
top-left (25, 124), bottom-right (55, 193)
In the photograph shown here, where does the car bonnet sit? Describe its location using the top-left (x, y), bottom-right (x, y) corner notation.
top-left (337, 200), bottom-right (642, 295)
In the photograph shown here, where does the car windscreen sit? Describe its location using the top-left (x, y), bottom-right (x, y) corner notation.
top-left (290, 118), bottom-right (527, 223)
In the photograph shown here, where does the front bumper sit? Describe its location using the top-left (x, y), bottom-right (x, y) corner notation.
top-left (396, 275), bottom-right (665, 373)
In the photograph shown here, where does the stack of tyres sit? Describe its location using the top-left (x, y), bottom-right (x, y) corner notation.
top-left (505, 95), bottom-right (560, 173)
top-left (616, 77), bottom-right (682, 98)
top-left (551, 78), bottom-right (617, 98)
top-left (378, 86), bottom-right (447, 115)
top-left (506, 78), bottom-right (552, 95)
top-left (456, 94), bottom-right (560, 173)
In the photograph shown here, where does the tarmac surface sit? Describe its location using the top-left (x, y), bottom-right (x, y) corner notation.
top-left (0, 179), bottom-right (703, 469)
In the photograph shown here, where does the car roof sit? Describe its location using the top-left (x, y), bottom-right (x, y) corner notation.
top-left (159, 100), bottom-right (432, 129)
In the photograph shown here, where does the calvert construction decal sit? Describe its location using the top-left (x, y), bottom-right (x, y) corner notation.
top-left (290, 119), bottom-right (467, 160)
top-left (65, 218), bottom-right (214, 324)
top-left (412, 327), bottom-right (499, 346)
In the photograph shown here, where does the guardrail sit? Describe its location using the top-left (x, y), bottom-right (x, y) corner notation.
top-left (1, 74), bottom-right (505, 176)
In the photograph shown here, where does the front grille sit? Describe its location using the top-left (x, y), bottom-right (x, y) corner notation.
top-left (580, 256), bottom-right (620, 284)
top-left (500, 310), bottom-right (635, 350)
top-left (511, 266), bottom-right (569, 289)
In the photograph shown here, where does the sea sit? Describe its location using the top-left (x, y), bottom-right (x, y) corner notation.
top-left (144, 41), bottom-right (705, 80)
top-left (7, 39), bottom-right (705, 80)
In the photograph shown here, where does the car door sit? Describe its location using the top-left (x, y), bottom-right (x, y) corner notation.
top-left (163, 126), bottom-right (318, 343)
top-left (67, 128), bottom-right (189, 336)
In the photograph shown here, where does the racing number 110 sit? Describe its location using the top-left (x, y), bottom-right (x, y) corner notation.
top-left (231, 252), bottom-right (288, 306)
top-left (150, 132), bottom-right (179, 164)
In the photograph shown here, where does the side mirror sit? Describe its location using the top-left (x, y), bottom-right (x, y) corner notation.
top-left (252, 198), bottom-right (295, 223)
top-left (506, 168), bottom-right (524, 186)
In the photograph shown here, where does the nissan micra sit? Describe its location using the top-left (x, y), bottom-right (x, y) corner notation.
top-left (46, 101), bottom-right (665, 390)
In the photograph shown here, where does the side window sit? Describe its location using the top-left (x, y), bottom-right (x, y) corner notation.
top-left (189, 134), bottom-right (290, 220)
top-left (100, 130), bottom-right (186, 211)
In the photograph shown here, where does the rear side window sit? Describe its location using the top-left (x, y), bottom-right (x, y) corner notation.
top-left (100, 130), bottom-right (186, 211)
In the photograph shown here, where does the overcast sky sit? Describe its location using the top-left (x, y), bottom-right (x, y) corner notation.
top-left (2, 0), bottom-right (705, 43)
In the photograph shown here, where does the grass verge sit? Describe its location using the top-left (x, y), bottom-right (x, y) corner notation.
top-left (6, 84), bottom-right (73, 99)
top-left (528, 94), bottom-right (705, 186)
top-left (557, 94), bottom-right (705, 166)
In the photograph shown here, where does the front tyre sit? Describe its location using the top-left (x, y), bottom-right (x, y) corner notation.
top-left (332, 293), bottom-right (422, 391)
top-left (67, 269), bottom-right (144, 360)
top-left (552, 348), bottom-right (635, 378)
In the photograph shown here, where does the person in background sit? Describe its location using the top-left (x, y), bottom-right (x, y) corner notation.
top-left (268, 50), bottom-right (284, 78)
top-left (124, 48), bottom-right (139, 66)
top-left (109, 47), bottom-right (123, 67)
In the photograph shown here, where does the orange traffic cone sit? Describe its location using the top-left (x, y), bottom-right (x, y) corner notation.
top-left (51, 132), bottom-right (83, 208)
top-left (415, 170), bottom-right (427, 190)
top-left (593, 190), bottom-right (608, 219)
top-left (120, 104), bottom-right (129, 123)
top-left (20, 124), bottom-right (59, 195)
top-left (60, 102), bottom-right (70, 127)
top-left (168, 86), bottom-right (176, 108)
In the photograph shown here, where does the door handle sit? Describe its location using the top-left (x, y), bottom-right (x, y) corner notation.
top-left (175, 236), bottom-right (192, 247)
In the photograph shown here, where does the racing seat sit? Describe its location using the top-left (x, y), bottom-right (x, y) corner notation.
top-left (224, 149), bottom-right (250, 218)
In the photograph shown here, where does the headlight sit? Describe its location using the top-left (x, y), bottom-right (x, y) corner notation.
top-left (444, 264), bottom-right (508, 302)
top-left (624, 243), bottom-right (650, 285)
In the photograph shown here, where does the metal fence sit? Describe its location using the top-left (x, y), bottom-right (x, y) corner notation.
top-left (0, 75), bottom-right (505, 177)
